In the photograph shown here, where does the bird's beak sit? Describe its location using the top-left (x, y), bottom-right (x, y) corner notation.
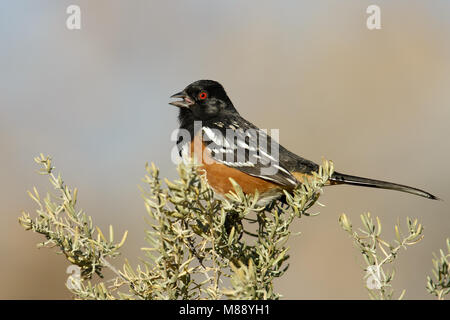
top-left (169, 91), bottom-right (194, 108)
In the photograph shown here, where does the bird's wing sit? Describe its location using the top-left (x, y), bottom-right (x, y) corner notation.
top-left (202, 115), bottom-right (299, 188)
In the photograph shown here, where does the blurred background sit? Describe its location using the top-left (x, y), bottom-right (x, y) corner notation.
top-left (0, 0), bottom-right (449, 299)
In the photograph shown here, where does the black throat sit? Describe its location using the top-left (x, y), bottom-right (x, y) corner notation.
top-left (178, 108), bottom-right (196, 132)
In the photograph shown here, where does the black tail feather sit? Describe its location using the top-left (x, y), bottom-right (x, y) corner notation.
top-left (330, 172), bottom-right (440, 200)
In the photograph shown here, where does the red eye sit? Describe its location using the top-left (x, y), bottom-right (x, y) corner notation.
top-left (198, 91), bottom-right (208, 100)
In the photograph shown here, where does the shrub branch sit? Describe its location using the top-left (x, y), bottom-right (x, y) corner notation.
top-left (19, 154), bottom-right (333, 299)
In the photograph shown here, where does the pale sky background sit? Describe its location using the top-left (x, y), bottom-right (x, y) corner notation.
top-left (0, 1), bottom-right (449, 299)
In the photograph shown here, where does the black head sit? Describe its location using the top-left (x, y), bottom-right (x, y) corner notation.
top-left (169, 80), bottom-right (237, 120)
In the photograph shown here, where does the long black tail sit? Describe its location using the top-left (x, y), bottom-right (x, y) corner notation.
top-left (330, 172), bottom-right (440, 200)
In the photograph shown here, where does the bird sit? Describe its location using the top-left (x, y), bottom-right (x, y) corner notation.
top-left (169, 79), bottom-right (439, 206)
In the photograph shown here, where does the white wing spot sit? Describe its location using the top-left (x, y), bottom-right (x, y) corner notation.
top-left (203, 127), bottom-right (231, 148)
top-left (259, 149), bottom-right (276, 162)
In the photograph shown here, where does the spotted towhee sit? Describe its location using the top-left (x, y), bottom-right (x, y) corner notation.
top-left (169, 80), bottom-right (439, 206)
